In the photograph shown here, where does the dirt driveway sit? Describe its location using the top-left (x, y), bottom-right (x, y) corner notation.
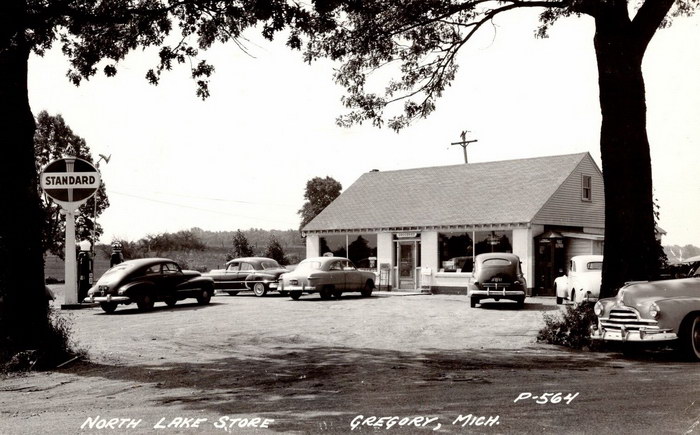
top-left (1, 289), bottom-right (698, 434)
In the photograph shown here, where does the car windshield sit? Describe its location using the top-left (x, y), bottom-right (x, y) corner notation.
top-left (260, 260), bottom-right (281, 270)
top-left (587, 261), bottom-right (603, 270)
top-left (295, 260), bottom-right (322, 273)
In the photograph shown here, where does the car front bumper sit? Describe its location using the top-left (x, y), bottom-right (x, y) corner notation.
top-left (590, 327), bottom-right (677, 342)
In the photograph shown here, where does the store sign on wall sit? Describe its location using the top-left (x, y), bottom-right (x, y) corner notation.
top-left (395, 232), bottom-right (418, 238)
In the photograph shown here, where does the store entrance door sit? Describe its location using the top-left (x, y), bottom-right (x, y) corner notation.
top-left (397, 242), bottom-right (418, 290)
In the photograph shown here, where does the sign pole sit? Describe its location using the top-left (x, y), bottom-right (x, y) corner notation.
top-left (39, 156), bottom-right (101, 309)
top-left (64, 208), bottom-right (78, 305)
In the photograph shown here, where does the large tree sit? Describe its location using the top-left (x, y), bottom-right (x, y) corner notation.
top-left (0, 0), bottom-right (308, 355)
top-left (35, 110), bottom-right (110, 258)
top-left (298, 176), bottom-right (343, 230)
top-left (288, 0), bottom-right (697, 297)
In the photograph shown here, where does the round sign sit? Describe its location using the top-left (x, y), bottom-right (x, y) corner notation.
top-left (40, 157), bottom-right (101, 209)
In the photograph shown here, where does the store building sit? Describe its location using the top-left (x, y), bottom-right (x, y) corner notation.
top-left (301, 152), bottom-right (605, 295)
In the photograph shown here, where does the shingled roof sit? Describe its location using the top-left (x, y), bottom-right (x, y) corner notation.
top-left (303, 152), bottom-right (595, 232)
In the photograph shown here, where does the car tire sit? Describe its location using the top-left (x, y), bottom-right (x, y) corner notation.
top-left (320, 287), bottom-right (333, 300)
top-left (137, 293), bottom-right (154, 312)
top-left (361, 281), bottom-right (374, 297)
top-left (100, 302), bottom-right (118, 314)
top-left (227, 291), bottom-right (239, 296)
top-left (556, 296), bottom-right (563, 305)
top-left (679, 314), bottom-right (700, 361)
top-left (165, 297), bottom-right (177, 308)
top-left (290, 291), bottom-right (302, 300)
top-left (516, 297), bottom-right (525, 309)
top-left (197, 287), bottom-right (212, 305)
top-left (252, 282), bottom-right (268, 297)
top-left (470, 297), bottom-right (477, 308)
top-left (332, 290), bottom-right (343, 299)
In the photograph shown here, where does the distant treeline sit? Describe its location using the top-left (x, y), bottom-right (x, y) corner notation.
top-left (95, 228), bottom-right (306, 271)
top-left (664, 244), bottom-right (700, 263)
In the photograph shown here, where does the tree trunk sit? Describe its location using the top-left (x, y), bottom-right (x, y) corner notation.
top-left (594, 11), bottom-right (658, 298)
top-left (0, 1), bottom-right (50, 352)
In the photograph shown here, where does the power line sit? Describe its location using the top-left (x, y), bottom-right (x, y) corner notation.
top-left (109, 190), bottom-right (297, 225)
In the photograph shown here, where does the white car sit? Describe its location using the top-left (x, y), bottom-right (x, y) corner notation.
top-left (554, 255), bottom-right (603, 306)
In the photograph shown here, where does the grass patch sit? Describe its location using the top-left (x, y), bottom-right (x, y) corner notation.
top-left (2, 308), bottom-right (86, 372)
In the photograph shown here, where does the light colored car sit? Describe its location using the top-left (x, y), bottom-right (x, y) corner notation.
top-left (203, 257), bottom-right (288, 297)
top-left (467, 253), bottom-right (526, 308)
top-left (278, 256), bottom-right (376, 300)
top-left (591, 268), bottom-right (700, 361)
top-left (554, 255), bottom-right (603, 306)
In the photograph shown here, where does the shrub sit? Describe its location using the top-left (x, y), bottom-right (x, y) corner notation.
top-left (2, 308), bottom-right (85, 372)
top-left (537, 304), bottom-right (598, 350)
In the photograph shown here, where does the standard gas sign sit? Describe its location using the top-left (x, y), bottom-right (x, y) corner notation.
top-left (40, 157), bottom-right (101, 208)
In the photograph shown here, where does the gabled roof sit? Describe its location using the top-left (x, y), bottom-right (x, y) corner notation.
top-left (303, 152), bottom-right (595, 232)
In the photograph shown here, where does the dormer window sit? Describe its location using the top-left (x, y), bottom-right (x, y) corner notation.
top-left (582, 175), bottom-right (592, 201)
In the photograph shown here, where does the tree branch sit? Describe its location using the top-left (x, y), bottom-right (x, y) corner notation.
top-left (632, 0), bottom-right (675, 49)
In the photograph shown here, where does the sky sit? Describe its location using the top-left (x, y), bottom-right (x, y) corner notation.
top-left (28, 8), bottom-right (700, 247)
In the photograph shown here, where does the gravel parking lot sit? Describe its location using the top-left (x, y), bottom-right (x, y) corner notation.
top-left (2, 288), bottom-right (698, 434)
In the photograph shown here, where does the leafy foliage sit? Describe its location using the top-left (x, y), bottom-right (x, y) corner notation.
top-left (34, 111), bottom-right (109, 258)
top-left (264, 236), bottom-right (287, 265)
top-left (231, 229), bottom-right (255, 258)
top-left (290, 1), bottom-right (699, 131)
top-left (298, 176), bottom-right (342, 230)
top-left (97, 230), bottom-right (205, 259)
top-left (537, 304), bottom-right (597, 350)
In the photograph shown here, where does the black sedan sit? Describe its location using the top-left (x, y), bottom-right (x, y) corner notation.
top-left (85, 258), bottom-right (215, 313)
top-left (203, 257), bottom-right (288, 297)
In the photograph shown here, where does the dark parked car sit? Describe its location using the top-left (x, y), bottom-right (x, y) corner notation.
top-left (85, 258), bottom-right (215, 313)
top-left (592, 268), bottom-right (700, 361)
top-left (203, 257), bottom-right (289, 297)
top-left (279, 256), bottom-right (376, 300)
top-left (467, 253), bottom-right (527, 308)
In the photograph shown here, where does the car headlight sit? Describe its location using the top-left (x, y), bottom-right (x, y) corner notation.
top-left (649, 302), bottom-right (660, 320)
top-left (593, 301), bottom-right (603, 316)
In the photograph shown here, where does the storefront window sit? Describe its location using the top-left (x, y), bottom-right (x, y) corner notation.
top-left (348, 235), bottom-right (377, 269)
top-left (320, 234), bottom-right (378, 269)
top-left (320, 235), bottom-right (346, 257)
top-left (474, 230), bottom-right (512, 255)
top-left (439, 232), bottom-right (473, 272)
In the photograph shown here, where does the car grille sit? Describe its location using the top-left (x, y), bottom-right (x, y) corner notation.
top-left (600, 308), bottom-right (658, 331)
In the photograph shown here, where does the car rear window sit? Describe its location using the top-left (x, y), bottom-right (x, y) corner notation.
top-left (587, 262), bottom-right (603, 270)
top-left (295, 261), bottom-right (321, 273)
top-left (482, 258), bottom-right (512, 267)
top-left (101, 263), bottom-right (133, 277)
top-left (261, 261), bottom-right (281, 270)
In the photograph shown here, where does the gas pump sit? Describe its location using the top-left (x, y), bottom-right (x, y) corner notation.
top-left (77, 240), bottom-right (93, 303)
top-left (110, 242), bottom-right (124, 267)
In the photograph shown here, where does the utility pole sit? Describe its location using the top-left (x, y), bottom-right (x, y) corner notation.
top-left (451, 130), bottom-right (478, 163)
top-left (92, 153), bottom-right (111, 257)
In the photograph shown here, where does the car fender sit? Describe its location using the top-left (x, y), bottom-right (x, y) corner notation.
top-left (177, 276), bottom-right (214, 290)
top-left (653, 298), bottom-right (700, 331)
top-left (245, 272), bottom-right (278, 284)
top-left (553, 276), bottom-right (569, 297)
top-left (119, 280), bottom-right (157, 297)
